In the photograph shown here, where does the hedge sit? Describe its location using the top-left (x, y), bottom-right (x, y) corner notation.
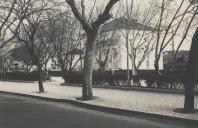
top-left (63, 70), bottom-right (188, 88)
top-left (48, 71), bottom-right (63, 76)
top-left (0, 71), bottom-right (49, 81)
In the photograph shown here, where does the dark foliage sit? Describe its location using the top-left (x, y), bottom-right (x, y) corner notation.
top-left (49, 71), bottom-right (63, 76)
top-left (0, 71), bottom-right (49, 81)
top-left (63, 70), bottom-right (188, 88)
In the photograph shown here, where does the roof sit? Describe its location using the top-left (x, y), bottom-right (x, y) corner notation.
top-left (102, 17), bottom-right (156, 32)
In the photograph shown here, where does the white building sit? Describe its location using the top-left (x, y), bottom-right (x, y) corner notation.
top-left (93, 17), bottom-right (163, 71)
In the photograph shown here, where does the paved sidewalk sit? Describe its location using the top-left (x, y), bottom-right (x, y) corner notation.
top-left (0, 77), bottom-right (198, 121)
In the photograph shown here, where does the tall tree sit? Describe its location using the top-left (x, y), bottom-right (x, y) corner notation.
top-left (66, 0), bottom-right (120, 100)
top-left (9, 0), bottom-right (56, 92)
top-left (119, 0), bottom-right (157, 85)
top-left (183, 27), bottom-right (198, 112)
top-left (46, 11), bottom-right (84, 82)
top-left (182, 0), bottom-right (198, 113)
top-left (154, 0), bottom-right (196, 74)
top-left (0, 0), bottom-right (25, 49)
top-left (95, 29), bottom-right (117, 71)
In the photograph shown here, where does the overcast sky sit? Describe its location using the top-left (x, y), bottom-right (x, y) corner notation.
top-left (74, 0), bottom-right (196, 51)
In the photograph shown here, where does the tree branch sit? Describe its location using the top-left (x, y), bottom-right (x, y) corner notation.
top-left (92, 0), bottom-right (120, 29)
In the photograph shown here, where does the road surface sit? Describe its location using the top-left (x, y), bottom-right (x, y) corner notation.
top-left (0, 93), bottom-right (196, 128)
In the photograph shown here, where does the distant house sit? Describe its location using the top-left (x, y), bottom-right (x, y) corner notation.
top-left (163, 50), bottom-right (189, 71)
top-left (102, 17), bottom-right (156, 32)
top-left (93, 17), bottom-right (162, 71)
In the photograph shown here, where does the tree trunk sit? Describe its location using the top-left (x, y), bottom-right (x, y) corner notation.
top-left (154, 58), bottom-right (160, 75)
top-left (37, 62), bottom-right (44, 92)
top-left (59, 60), bottom-right (67, 84)
top-left (154, 57), bottom-right (162, 88)
top-left (131, 42), bottom-right (137, 86)
top-left (183, 28), bottom-right (198, 113)
top-left (26, 65), bottom-right (29, 73)
top-left (184, 79), bottom-right (195, 112)
top-left (67, 70), bottom-right (72, 84)
top-left (132, 67), bottom-right (139, 86)
top-left (126, 30), bottom-right (131, 86)
top-left (98, 62), bottom-right (106, 71)
top-left (66, 0), bottom-right (120, 101)
top-left (62, 69), bottom-right (67, 84)
top-left (82, 31), bottom-right (98, 100)
top-left (44, 63), bottom-right (48, 74)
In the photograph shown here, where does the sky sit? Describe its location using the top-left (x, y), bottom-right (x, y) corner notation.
top-left (73, 0), bottom-right (196, 51)
top-left (1, 0), bottom-right (196, 52)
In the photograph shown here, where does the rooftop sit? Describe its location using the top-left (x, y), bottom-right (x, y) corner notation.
top-left (102, 17), bottom-right (156, 32)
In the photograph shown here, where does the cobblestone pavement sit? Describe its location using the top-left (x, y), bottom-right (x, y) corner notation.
top-left (0, 77), bottom-right (198, 120)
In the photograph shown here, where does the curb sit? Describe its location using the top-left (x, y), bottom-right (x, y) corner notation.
top-left (0, 91), bottom-right (198, 125)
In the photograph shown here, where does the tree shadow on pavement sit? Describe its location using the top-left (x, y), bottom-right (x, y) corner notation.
top-left (173, 108), bottom-right (198, 114)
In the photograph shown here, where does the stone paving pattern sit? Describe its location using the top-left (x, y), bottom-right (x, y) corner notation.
top-left (0, 77), bottom-right (198, 120)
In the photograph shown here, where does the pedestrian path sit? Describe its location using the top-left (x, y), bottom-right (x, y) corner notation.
top-left (0, 78), bottom-right (198, 121)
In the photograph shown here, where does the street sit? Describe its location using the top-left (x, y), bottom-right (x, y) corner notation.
top-left (0, 93), bottom-right (196, 128)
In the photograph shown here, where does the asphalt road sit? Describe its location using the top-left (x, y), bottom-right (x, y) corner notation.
top-left (0, 93), bottom-right (197, 128)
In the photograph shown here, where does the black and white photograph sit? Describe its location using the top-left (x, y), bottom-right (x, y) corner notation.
top-left (0, 0), bottom-right (198, 127)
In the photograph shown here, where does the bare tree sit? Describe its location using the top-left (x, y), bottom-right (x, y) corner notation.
top-left (36, 23), bottom-right (55, 73)
top-left (0, 0), bottom-right (22, 49)
top-left (8, 0), bottom-right (56, 92)
top-left (154, 0), bottom-right (196, 74)
top-left (95, 28), bottom-right (117, 71)
top-left (182, 0), bottom-right (198, 113)
top-left (182, 27), bottom-right (198, 113)
top-left (46, 11), bottom-right (84, 82)
top-left (94, 4), bottom-right (121, 72)
top-left (175, 1), bottom-right (198, 60)
top-left (119, 0), bottom-right (157, 85)
top-left (152, 0), bottom-right (198, 111)
top-left (66, 0), bottom-right (120, 100)
top-left (119, 0), bottom-right (134, 86)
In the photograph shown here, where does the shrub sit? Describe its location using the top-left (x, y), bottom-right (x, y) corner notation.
top-left (64, 70), bottom-right (128, 85)
top-left (0, 71), bottom-right (49, 81)
top-left (48, 71), bottom-right (62, 76)
top-left (64, 71), bottom-right (83, 84)
top-left (137, 70), bottom-right (184, 88)
top-left (63, 70), bottom-right (188, 89)
top-left (0, 73), bottom-right (4, 79)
